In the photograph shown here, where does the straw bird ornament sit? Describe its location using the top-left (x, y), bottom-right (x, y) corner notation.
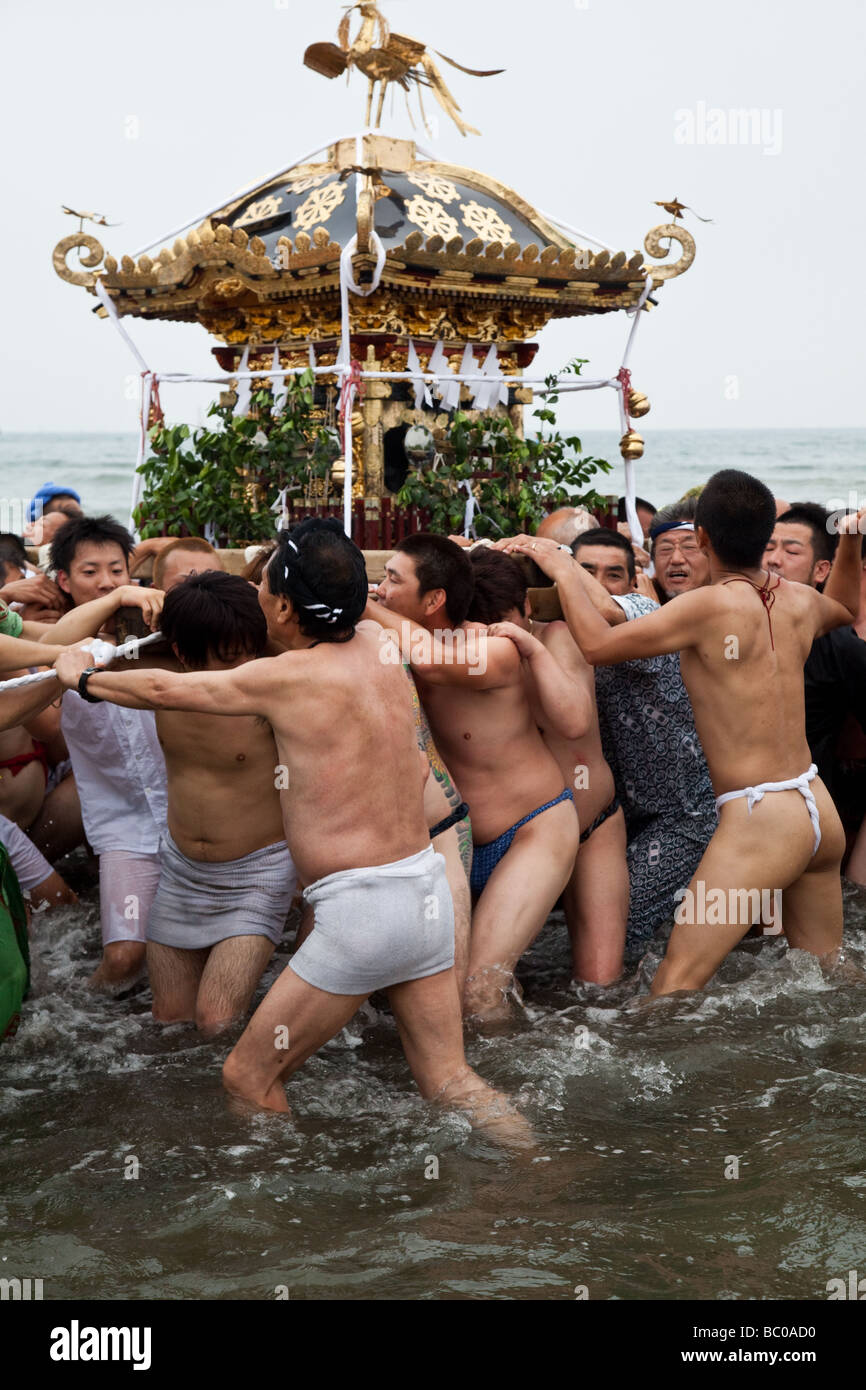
top-left (653, 197), bottom-right (713, 223)
top-left (304, 2), bottom-right (504, 136)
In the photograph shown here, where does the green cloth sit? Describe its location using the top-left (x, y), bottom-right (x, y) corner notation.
top-left (0, 605), bottom-right (24, 637)
top-left (0, 843), bottom-right (29, 1040)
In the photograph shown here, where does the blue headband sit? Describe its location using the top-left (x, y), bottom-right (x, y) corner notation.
top-left (650, 520), bottom-right (696, 542)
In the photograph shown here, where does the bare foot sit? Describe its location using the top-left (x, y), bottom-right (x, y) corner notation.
top-left (87, 963), bottom-right (146, 995)
top-left (435, 1067), bottom-right (536, 1152)
top-left (223, 1087), bottom-right (293, 1119)
top-left (87, 943), bottom-right (146, 995)
top-left (464, 966), bottom-right (525, 1033)
top-left (222, 1053), bottom-right (292, 1115)
top-left (821, 947), bottom-right (866, 986)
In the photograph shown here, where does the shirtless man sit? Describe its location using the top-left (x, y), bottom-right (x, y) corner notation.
top-left (507, 470), bottom-right (864, 996)
top-left (261, 557), bottom-right (472, 994)
top-left (368, 533), bottom-right (585, 1023)
top-left (61, 571), bottom-right (295, 1035)
top-left (54, 519), bottom-right (526, 1144)
top-left (471, 546), bottom-right (627, 984)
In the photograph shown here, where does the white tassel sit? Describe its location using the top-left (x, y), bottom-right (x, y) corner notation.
top-left (270, 487), bottom-right (290, 533)
top-left (271, 347), bottom-right (288, 417)
top-left (428, 340), bottom-right (448, 402)
top-left (407, 338), bottom-right (433, 411)
top-left (233, 345), bottom-right (252, 417)
top-left (461, 480), bottom-right (478, 539)
top-left (472, 344), bottom-right (507, 413)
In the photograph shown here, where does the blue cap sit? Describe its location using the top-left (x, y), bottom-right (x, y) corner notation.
top-left (28, 482), bottom-right (82, 523)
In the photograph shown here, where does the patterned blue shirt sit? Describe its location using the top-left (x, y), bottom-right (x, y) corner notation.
top-left (594, 593), bottom-right (717, 843)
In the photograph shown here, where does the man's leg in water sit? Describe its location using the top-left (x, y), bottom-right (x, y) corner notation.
top-left (387, 969), bottom-right (532, 1148)
top-left (465, 797), bottom-right (579, 1024)
top-left (651, 787), bottom-right (839, 997)
top-left (779, 780), bottom-right (845, 956)
top-left (29, 774), bottom-right (84, 862)
top-left (92, 851), bottom-right (160, 992)
top-left (431, 821), bottom-right (470, 997)
top-left (565, 806), bottom-right (628, 985)
top-left (195, 935), bottom-right (276, 1036)
top-left (148, 943), bottom-right (209, 1023)
top-left (424, 768), bottom-right (471, 996)
top-left (222, 967), bottom-right (368, 1112)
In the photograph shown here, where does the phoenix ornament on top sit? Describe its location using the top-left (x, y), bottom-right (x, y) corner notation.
top-left (304, 1), bottom-right (504, 137)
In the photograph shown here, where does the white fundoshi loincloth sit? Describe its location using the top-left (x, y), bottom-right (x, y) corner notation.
top-left (290, 845), bottom-right (455, 996)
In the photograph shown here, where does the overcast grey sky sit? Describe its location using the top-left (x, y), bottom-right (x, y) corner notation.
top-left (2, 0), bottom-right (864, 434)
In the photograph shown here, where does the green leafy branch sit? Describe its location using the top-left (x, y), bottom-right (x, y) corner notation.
top-left (396, 361), bottom-right (611, 538)
top-left (134, 370), bottom-right (340, 544)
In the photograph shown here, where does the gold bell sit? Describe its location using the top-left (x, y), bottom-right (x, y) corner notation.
top-left (620, 430), bottom-right (644, 461)
top-left (627, 389), bottom-right (651, 418)
top-left (331, 457), bottom-right (346, 489)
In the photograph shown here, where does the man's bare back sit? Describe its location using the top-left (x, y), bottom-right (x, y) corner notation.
top-left (678, 578), bottom-right (825, 795)
top-left (265, 626), bottom-right (430, 882)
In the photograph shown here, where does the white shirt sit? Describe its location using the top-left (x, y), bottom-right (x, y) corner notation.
top-left (61, 692), bottom-right (168, 855)
top-left (0, 812), bottom-right (54, 890)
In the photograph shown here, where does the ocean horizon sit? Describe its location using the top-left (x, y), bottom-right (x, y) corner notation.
top-left (1, 427), bottom-right (862, 530)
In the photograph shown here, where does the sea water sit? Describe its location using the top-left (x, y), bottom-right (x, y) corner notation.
top-left (2, 427), bottom-right (865, 1300)
top-left (2, 877), bottom-right (865, 1301)
top-left (1, 429), bottom-right (863, 528)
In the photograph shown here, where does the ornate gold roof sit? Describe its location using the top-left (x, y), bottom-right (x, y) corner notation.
top-left (53, 133), bottom-right (694, 347)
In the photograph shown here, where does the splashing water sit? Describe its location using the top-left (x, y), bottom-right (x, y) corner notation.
top-left (3, 871), bottom-right (865, 1301)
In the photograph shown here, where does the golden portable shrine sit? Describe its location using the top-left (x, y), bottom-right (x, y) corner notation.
top-left (51, 1), bottom-right (696, 549)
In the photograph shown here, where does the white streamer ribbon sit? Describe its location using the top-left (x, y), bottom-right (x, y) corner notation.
top-left (271, 487), bottom-right (290, 532)
top-left (407, 338), bottom-right (433, 411)
top-left (271, 346), bottom-right (288, 417)
top-left (427, 340), bottom-right (448, 401)
top-left (95, 279), bottom-right (149, 373)
top-left (472, 344), bottom-right (508, 413)
top-left (461, 480), bottom-right (478, 539)
top-left (233, 345), bottom-right (252, 417)
top-left (617, 276), bottom-right (657, 549)
top-left (337, 221), bottom-right (386, 534)
top-left (437, 343), bottom-right (474, 412)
